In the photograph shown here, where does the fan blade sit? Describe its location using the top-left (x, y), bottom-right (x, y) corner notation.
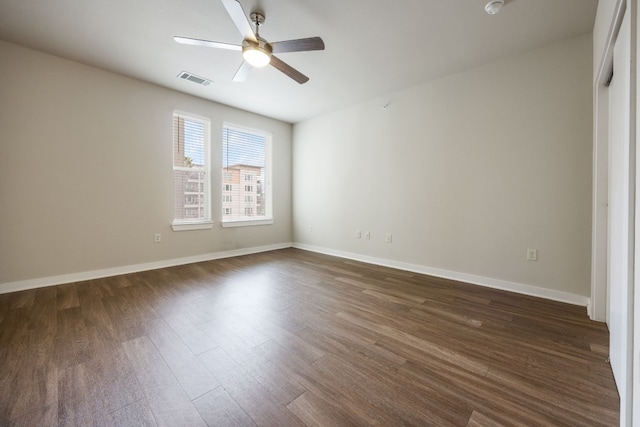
top-left (270, 37), bottom-right (325, 54)
top-left (174, 36), bottom-right (241, 51)
top-left (233, 61), bottom-right (253, 82)
top-left (270, 55), bottom-right (309, 84)
top-left (220, 0), bottom-right (256, 42)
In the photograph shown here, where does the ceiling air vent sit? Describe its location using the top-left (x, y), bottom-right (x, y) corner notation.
top-left (177, 71), bottom-right (213, 86)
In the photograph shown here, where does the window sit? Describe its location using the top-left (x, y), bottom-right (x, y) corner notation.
top-left (185, 195), bottom-right (201, 204)
top-left (222, 123), bottom-right (272, 226)
top-left (172, 111), bottom-right (212, 230)
top-left (222, 195), bottom-right (232, 202)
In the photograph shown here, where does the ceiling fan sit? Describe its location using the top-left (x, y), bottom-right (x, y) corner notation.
top-left (174, 0), bottom-right (325, 84)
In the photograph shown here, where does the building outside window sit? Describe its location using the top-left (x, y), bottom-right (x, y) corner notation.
top-left (221, 123), bottom-right (272, 224)
top-left (172, 111), bottom-right (211, 230)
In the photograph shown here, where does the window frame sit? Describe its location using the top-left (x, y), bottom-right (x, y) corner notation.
top-left (171, 110), bottom-right (213, 231)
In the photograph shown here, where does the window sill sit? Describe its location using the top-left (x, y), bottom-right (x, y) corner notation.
top-left (221, 218), bottom-right (274, 228)
top-left (172, 221), bottom-right (214, 231)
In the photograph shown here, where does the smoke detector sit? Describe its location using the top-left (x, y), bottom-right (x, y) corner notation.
top-left (485, 0), bottom-right (504, 15)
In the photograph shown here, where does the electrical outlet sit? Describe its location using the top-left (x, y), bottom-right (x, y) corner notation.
top-left (527, 248), bottom-right (538, 261)
top-left (154, 233), bottom-right (162, 243)
top-left (386, 233), bottom-right (392, 243)
top-left (356, 230), bottom-right (362, 239)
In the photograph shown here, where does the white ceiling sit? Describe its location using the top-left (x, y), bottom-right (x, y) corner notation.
top-left (0, 0), bottom-right (597, 123)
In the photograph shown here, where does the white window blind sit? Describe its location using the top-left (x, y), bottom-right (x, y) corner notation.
top-left (173, 111), bottom-right (211, 226)
top-left (222, 123), bottom-right (272, 224)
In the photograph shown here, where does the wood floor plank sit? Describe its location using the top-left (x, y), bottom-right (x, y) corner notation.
top-left (29, 286), bottom-right (58, 332)
top-left (255, 339), bottom-right (407, 426)
top-left (193, 387), bottom-right (257, 427)
top-left (122, 336), bottom-right (206, 426)
top-left (57, 363), bottom-right (111, 426)
top-left (0, 248), bottom-right (619, 425)
top-left (466, 410), bottom-right (506, 427)
top-left (6, 286), bottom-right (60, 423)
top-left (101, 290), bottom-right (156, 343)
top-left (296, 325), bottom-right (407, 373)
top-left (162, 312), bottom-right (218, 355)
top-left (2, 333), bottom-right (58, 423)
top-left (107, 398), bottom-right (158, 427)
top-left (76, 282), bottom-right (116, 335)
top-left (147, 318), bottom-right (219, 401)
top-left (336, 309), bottom-right (490, 375)
top-left (198, 346), bottom-right (305, 426)
top-left (396, 359), bottom-right (561, 426)
top-left (341, 347), bottom-right (473, 424)
top-left (55, 307), bottom-right (93, 368)
top-left (10, 404), bottom-right (58, 427)
top-left (233, 309), bottom-right (326, 364)
top-left (0, 309), bottom-right (42, 422)
top-left (486, 365), bottom-right (619, 424)
top-left (212, 310), bottom-right (271, 348)
top-left (58, 326), bottom-right (143, 425)
top-left (56, 283), bottom-right (80, 311)
top-left (312, 353), bottom-right (463, 426)
top-left (0, 307), bottom-right (28, 364)
top-left (8, 289), bottom-right (35, 309)
top-left (199, 320), bottom-right (307, 406)
top-left (286, 391), bottom-right (362, 427)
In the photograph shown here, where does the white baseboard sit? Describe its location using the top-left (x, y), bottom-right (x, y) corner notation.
top-left (293, 243), bottom-right (590, 307)
top-left (1, 242), bottom-right (591, 308)
top-left (0, 242), bottom-right (293, 295)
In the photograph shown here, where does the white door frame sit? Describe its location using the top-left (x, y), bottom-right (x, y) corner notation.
top-left (592, 0), bottom-right (626, 323)
top-left (592, 0), bottom-right (637, 425)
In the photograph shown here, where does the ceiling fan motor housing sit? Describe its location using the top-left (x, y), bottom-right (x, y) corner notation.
top-left (242, 37), bottom-right (272, 67)
top-left (242, 37), bottom-right (272, 55)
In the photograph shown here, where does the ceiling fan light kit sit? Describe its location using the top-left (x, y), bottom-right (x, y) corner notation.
top-left (174, 0), bottom-right (324, 84)
top-left (242, 38), bottom-right (272, 67)
top-left (485, 0), bottom-right (504, 15)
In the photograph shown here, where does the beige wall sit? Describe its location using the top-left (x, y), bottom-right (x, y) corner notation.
top-left (0, 40), bottom-right (292, 286)
top-left (292, 34), bottom-right (593, 298)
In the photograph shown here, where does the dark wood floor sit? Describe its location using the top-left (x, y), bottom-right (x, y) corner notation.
top-left (0, 248), bottom-right (618, 426)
